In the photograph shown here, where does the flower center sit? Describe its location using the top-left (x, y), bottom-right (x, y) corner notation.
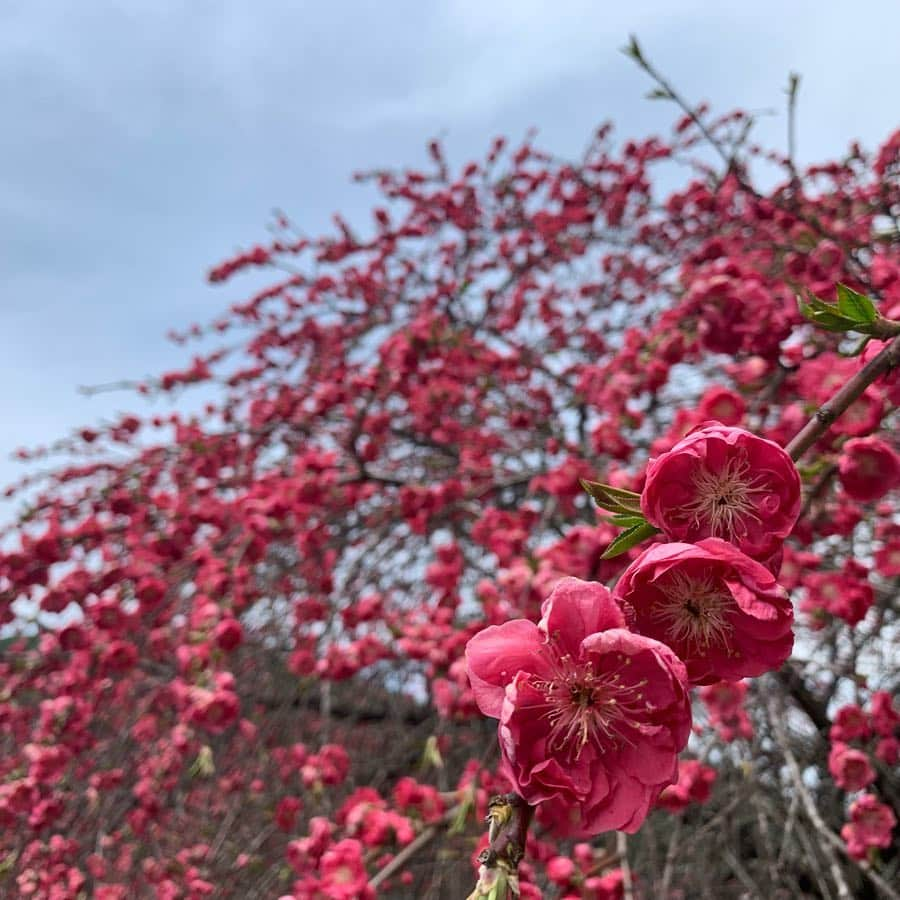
top-left (652, 571), bottom-right (733, 652)
top-left (533, 651), bottom-right (649, 760)
top-left (682, 453), bottom-right (766, 540)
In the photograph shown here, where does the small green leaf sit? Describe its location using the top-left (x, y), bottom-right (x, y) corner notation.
top-left (449, 788), bottom-right (474, 836)
top-left (621, 34), bottom-right (645, 63)
top-left (597, 484), bottom-right (642, 503)
top-left (580, 480), bottom-right (643, 515)
top-left (610, 513), bottom-right (648, 527)
top-left (835, 284), bottom-right (878, 324)
top-left (797, 293), bottom-right (862, 332)
top-left (808, 312), bottom-right (864, 333)
top-left (601, 521), bottom-right (659, 559)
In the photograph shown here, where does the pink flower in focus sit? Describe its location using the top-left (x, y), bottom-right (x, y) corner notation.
top-left (656, 759), bottom-right (717, 813)
top-left (614, 539), bottom-right (793, 685)
top-left (838, 437), bottom-right (900, 502)
top-left (640, 423), bottom-right (800, 564)
top-left (466, 577), bottom-right (691, 836)
top-left (828, 743), bottom-right (875, 792)
top-left (841, 794), bottom-right (896, 860)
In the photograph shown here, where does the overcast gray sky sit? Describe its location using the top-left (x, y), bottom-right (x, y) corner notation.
top-left (2, 1), bottom-right (899, 510)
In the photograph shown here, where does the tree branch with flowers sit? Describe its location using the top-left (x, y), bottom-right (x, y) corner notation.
top-left (1, 36), bottom-right (899, 900)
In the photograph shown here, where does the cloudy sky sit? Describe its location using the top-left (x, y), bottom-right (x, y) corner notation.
top-left (2, 1), bottom-right (899, 512)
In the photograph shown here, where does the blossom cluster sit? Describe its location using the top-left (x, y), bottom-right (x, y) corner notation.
top-left (467, 423), bottom-right (800, 836)
top-left (0, 92), bottom-right (897, 895)
top-left (828, 694), bottom-right (899, 859)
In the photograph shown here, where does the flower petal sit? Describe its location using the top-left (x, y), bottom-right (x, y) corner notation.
top-left (538, 577), bottom-right (624, 656)
top-left (465, 619), bottom-right (546, 718)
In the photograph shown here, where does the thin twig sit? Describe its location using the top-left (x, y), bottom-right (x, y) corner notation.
top-left (786, 334), bottom-right (900, 461)
top-left (786, 72), bottom-right (801, 185)
top-left (368, 813), bottom-right (450, 890)
top-left (660, 815), bottom-right (681, 898)
top-left (617, 832), bottom-right (635, 900)
top-left (723, 848), bottom-right (763, 896)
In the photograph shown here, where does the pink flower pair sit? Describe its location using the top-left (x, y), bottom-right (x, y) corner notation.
top-left (466, 424), bottom-right (801, 836)
top-left (623, 423), bottom-right (799, 684)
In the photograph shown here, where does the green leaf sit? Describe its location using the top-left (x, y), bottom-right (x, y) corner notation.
top-left (449, 788), bottom-right (474, 836)
top-left (835, 283), bottom-right (878, 324)
top-left (610, 513), bottom-right (648, 527)
top-left (799, 288), bottom-right (882, 335)
top-left (797, 293), bottom-right (862, 332)
top-left (807, 311), bottom-right (864, 333)
top-left (601, 521), bottom-right (659, 559)
top-left (580, 479), bottom-right (643, 515)
top-left (597, 484), bottom-right (642, 503)
top-left (621, 34), bottom-right (645, 63)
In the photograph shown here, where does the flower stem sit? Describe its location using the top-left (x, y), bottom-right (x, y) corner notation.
top-left (467, 793), bottom-right (533, 898)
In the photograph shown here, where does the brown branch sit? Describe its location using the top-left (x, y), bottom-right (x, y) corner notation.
top-left (798, 462), bottom-right (838, 520)
top-left (368, 806), bottom-right (461, 890)
top-left (787, 334), bottom-right (900, 462)
top-left (775, 662), bottom-right (830, 734)
top-left (659, 815), bottom-right (682, 897)
top-left (467, 794), bottom-right (533, 898)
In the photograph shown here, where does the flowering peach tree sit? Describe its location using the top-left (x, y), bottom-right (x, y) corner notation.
top-left (1, 41), bottom-right (898, 899)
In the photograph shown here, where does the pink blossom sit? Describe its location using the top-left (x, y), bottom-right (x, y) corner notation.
top-left (275, 796), bottom-right (303, 832)
top-left (697, 386), bottom-right (746, 426)
top-left (828, 743), bottom-right (875, 792)
top-left (875, 737), bottom-right (899, 766)
top-left (614, 539), bottom-right (793, 684)
top-left (584, 869), bottom-right (625, 899)
top-left (318, 839), bottom-right (374, 899)
top-left (838, 437), bottom-right (900, 501)
top-left (640, 423), bottom-right (800, 563)
top-left (187, 687), bottom-right (239, 735)
top-left (700, 680), bottom-right (754, 742)
top-left (213, 618), bottom-right (244, 651)
top-left (875, 538), bottom-right (900, 577)
top-left (869, 690), bottom-right (900, 737)
top-left (656, 759), bottom-right (717, 812)
top-left (545, 855), bottom-right (576, 886)
top-left (840, 794), bottom-right (896, 860)
top-left (829, 704), bottom-right (871, 743)
top-left (801, 565), bottom-right (874, 627)
top-left (392, 777), bottom-right (445, 824)
top-left (466, 577), bottom-right (691, 836)
top-left (286, 818), bottom-right (333, 872)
